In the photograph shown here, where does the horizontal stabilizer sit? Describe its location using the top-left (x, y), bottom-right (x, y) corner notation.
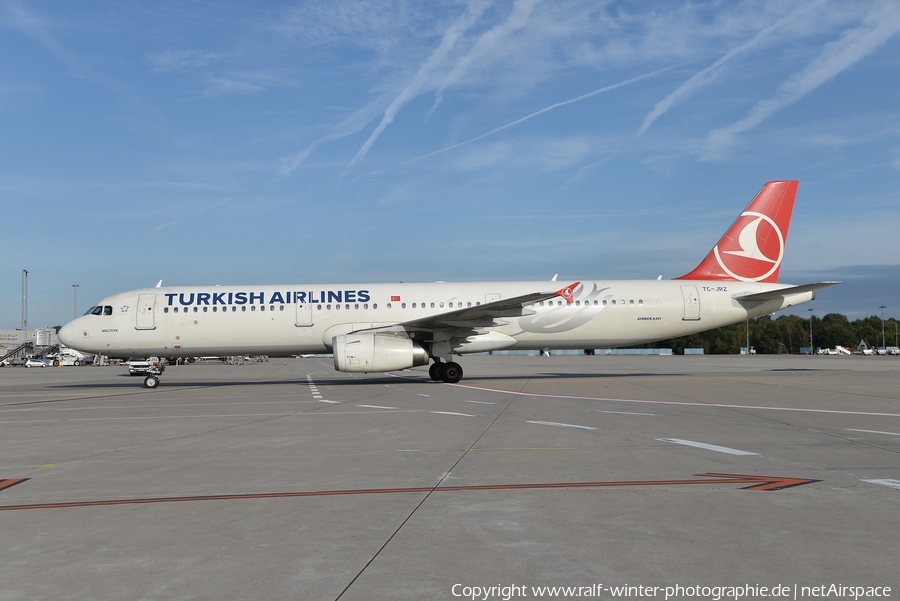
top-left (732, 282), bottom-right (841, 302)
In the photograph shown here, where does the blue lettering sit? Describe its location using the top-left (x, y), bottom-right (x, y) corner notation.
top-left (179, 293), bottom-right (195, 306)
top-left (227, 292), bottom-right (233, 304)
top-left (270, 291), bottom-right (285, 304)
top-left (212, 292), bottom-right (226, 305)
top-left (234, 292), bottom-right (248, 305)
top-left (358, 290), bottom-right (371, 303)
top-left (318, 291), bottom-right (326, 303)
top-left (249, 291), bottom-right (264, 305)
top-left (345, 290), bottom-right (356, 302)
top-left (197, 292), bottom-right (211, 305)
top-left (327, 290), bottom-right (342, 303)
top-left (295, 291), bottom-right (307, 303)
top-left (165, 293), bottom-right (177, 306)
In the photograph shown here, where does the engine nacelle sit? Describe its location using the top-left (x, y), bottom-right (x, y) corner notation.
top-left (333, 332), bottom-right (430, 373)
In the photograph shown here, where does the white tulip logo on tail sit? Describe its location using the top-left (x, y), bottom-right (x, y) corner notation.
top-left (713, 211), bottom-right (784, 282)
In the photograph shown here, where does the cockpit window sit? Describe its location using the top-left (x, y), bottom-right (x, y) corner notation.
top-left (104, 306), bottom-right (112, 315)
top-left (84, 306), bottom-right (96, 316)
top-left (89, 306), bottom-right (103, 316)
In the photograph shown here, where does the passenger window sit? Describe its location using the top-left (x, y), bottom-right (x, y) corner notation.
top-left (251, 306), bottom-right (256, 311)
top-left (327, 304), bottom-right (332, 310)
top-left (194, 307), bottom-right (198, 312)
top-left (203, 307), bottom-right (208, 312)
top-left (164, 307), bottom-right (169, 313)
top-left (280, 305), bottom-right (284, 311)
top-left (335, 304), bottom-right (340, 310)
top-left (373, 303), bottom-right (377, 309)
top-left (412, 303), bottom-right (417, 308)
top-left (611, 300), bottom-right (616, 305)
top-left (232, 306), bottom-right (237, 312)
top-left (242, 306), bottom-right (247, 312)
top-left (575, 301), bottom-right (581, 306)
top-left (431, 302), bottom-right (435, 308)
top-left (467, 302), bottom-right (472, 307)
top-left (345, 304), bottom-right (349, 310)
top-left (602, 300), bottom-right (607, 305)
top-left (639, 299), bottom-right (643, 305)
top-left (363, 304), bottom-right (368, 309)
top-left (354, 304), bottom-right (359, 309)
top-left (620, 299), bottom-right (625, 305)
top-left (387, 303), bottom-right (392, 309)
top-left (260, 306), bottom-right (265, 312)
top-left (440, 302), bottom-right (444, 308)
top-left (317, 305), bottom-right (322, 310)
top-left (402, 303), bottom-right (406, 309)
top-left (629, 300), bottom-right (634, 305)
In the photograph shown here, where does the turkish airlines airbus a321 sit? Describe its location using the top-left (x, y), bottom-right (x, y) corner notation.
top-left (59, 181), bottom-right (837, 388)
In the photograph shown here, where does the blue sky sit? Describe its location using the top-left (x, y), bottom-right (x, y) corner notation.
top-left (2, 0), bottom-right (899, 329)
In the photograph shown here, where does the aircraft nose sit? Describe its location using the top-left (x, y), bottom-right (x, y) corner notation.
top-left (58, 321), bottom-right (76, 347)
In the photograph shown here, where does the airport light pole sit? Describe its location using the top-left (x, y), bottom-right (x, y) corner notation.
top-left (879, 305), bottom-right (886, 349)
top-left (73, 284), bottom-right (80, 319)
top-left (22, 269), bottom-right (28, 331)
top-left (807, 308), bottom-right (814, 352)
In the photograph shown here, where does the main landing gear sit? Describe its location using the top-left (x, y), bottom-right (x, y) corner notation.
top-left (429, 361), bottom-right (463, 384)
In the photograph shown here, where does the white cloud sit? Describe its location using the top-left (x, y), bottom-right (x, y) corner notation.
top-left (148, 50), bottom-right (230, 73)
top-left (638, 0), bottom-right (827, 135)
top-left (346, 0), bottom-right (491, 170)
top-left (704, 0), bottom-right (900, 159)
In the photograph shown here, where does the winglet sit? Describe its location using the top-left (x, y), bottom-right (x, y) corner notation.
top-left (555, 282), bottom-right (579, 304)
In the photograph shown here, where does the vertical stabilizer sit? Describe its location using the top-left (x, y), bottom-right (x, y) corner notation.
top-left (676, 180), bottom-right (798, 283)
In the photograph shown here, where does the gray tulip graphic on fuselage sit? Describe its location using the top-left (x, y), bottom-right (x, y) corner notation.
top-left (517, 284), bottom-right (610, 334)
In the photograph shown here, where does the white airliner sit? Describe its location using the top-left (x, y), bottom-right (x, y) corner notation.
top-left (59, 181), bottom-right (838, 388)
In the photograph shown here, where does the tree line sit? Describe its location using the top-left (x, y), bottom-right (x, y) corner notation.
top-left (641, 314), bottom-right (899, 355)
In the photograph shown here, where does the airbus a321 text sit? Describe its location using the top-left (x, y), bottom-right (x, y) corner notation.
top-left (59, 181), bottom-right (838, 388)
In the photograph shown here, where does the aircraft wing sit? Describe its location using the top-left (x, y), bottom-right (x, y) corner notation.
top-left (362, 282), bottom-right (580, 332)
top-left (732, 282), bottom-right (841, 302)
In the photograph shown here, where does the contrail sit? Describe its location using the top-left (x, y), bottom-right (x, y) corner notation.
top-left (638, 0), bottom-right (827, 135)
top-left (368, 66), bottom-right (674, 176)
top-left (345, 0), bottom-right (491, 172)
top-left (704, 0), bottom-right (900, 158)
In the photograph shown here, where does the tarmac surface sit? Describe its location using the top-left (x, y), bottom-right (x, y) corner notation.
top-left (1, 355), bottom-right (898, 600)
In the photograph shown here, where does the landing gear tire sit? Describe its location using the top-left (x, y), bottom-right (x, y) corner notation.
top-left (441, 362), bottom-right (463, 384)
top-left (429, 362), bottom-right (443, 381)
top-left (144, 375), bottom-right (160, 389)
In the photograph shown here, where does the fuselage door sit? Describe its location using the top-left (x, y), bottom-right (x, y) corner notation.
top-left (485, 293), bottom-right (501, 304)
top-left (680, 285), bottom-right (700, 321)
top-left (136, 294), bottom-right (156, 330)
top-left (296, 303), bottom-right (313, 327)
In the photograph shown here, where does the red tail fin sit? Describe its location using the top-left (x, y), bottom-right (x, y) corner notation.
top-left (676, 180), bottom-right (798, 283)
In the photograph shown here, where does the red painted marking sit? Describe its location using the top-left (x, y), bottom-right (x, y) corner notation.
top-left (0, 478), bottom-right (29, 493)
top-left (0, 473), bottom-right (817, 511)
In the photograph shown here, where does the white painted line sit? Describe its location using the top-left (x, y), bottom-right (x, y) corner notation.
top-left (449, 381), bottom-right (900, 418)
top-left (845, 429), bottom-right (900, 437)
top-left (397, 449), bottom-right (420, 452)
top-left (430, 411), bottom-right (478, 417)
top-left (587, 410), bottom-right (655, 416)
top-left (465, 401), bottom-right (496, 405)
top-left (658, 438), bottom-right (759, 456)
top-left (418, 394), bottom-right (430, 397)
top-left (318, 400), bottom-right (340, 404)
top-left (861, 479), bottom-right (900, 490)
top-left (357, 405), bottom-right (397, 410)
top-left (527, 420), bottom-right (596, 431)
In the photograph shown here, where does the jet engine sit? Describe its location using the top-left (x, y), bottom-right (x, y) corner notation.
top-left (333, 332), bottom-right (429, 373)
